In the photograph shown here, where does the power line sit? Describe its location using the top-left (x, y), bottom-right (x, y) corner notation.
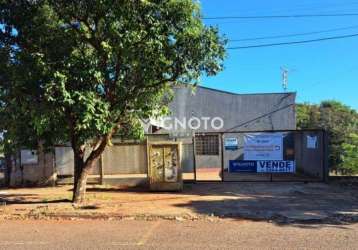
top-left (228, 25), bottom-right (358, 42)
top-left (228, 1), bottom-right (358, 15)
top-left (227, 33), bottom-right (358, 49)
top-left (203, 13), bottom-right (358, 20)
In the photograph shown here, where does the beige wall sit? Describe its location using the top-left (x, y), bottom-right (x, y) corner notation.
top-left (9, 135), bottom-right (197, 186)
top-left (102, 144), bottom-right (147, 174)
top-left (55, 147), bottom-right (100, 176)
top-left (10, 148), bottom-right (56, 187)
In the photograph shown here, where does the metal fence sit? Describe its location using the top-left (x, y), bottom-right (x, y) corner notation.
top-left (54, 134), bottom-right (195, 185)
top-left (193, 130), bottom-right (328, 182)
top-left (53, 130), bottom-right (327, 184)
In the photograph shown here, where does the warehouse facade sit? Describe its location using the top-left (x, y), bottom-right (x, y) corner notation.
top-left (147, 85), bottom-right (296, 135)
top-left (7, 85), bottom-right (327, 186)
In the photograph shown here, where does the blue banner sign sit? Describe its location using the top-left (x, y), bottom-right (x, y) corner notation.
top-left (229, 160), bottom-right (257, 173)
top-left (229, 160), bottom-right (296, 173)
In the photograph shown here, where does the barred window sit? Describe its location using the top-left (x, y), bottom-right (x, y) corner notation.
top-left (195, 135), bottom-right (219, 155)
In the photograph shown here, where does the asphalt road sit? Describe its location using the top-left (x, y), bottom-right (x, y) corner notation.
top-left (0, 219), bottom-right (357, 249)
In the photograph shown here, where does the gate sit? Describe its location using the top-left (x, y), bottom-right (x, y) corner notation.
top-left (194, 133), bottom-right (222, 181)
top-left (148, 141), bottom-right (182, 190)
top-left (194, 130), bottom-right (327, 182)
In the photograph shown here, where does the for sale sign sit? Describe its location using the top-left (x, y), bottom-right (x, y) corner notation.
top-left (257, 160), bottom-right (295, 173)
top-left (244, 133), bottom-right (283, 160)
top-left (229, 160), bottom-right (296, 173)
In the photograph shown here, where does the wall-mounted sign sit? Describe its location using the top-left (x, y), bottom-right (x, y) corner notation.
top-left (20, 150), bottom-right (38, 165)
top-left (307, 135), bottom-right (317, 149)
top-left (244, 133), bottom-right (283, 160)
top-left (229, 160), bottom-right (295, 173)
top-left (229, 160), bottom-right (256, 172)
top-left (224, 137), bottom-right (238, 150)
top-left (257, 160), bottom-right (295, 173)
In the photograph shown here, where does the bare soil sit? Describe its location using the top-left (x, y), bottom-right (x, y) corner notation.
top-left (1, 182), bottom-right (358, 225)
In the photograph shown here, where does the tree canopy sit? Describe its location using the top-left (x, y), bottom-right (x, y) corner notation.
top-left (0, 0), bottom-right (226, 203)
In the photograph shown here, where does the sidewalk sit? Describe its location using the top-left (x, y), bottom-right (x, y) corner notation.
top-left (1, 183), bottom-right (358, 224)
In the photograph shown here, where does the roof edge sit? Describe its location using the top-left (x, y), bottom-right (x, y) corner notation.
top-left (174, 84), bottom-right (296, 96)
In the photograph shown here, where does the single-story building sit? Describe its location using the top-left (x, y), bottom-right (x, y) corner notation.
top-left (6, 85), bottom-right (327, 186)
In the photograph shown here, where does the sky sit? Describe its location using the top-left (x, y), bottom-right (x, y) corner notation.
top-left (200, 0), bottom-right (358, 110)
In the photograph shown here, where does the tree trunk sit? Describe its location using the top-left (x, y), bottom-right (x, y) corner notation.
top-left (72, 165), bottom-right (89, 204)
top-left (72, 151), bottom-right (102, 204)
top-left (71, 133), bottom-right (113, 204)
top-left (73, 151), bottom-right (84, 198)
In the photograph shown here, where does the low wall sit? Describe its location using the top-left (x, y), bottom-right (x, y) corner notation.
top-left (10, 150), bottom-right (56, 187)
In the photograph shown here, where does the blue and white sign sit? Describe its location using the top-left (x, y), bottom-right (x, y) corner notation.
top-left (229, 160), bottom-right (257, 172)
top-left (257, 160), bottom-right (295, 173)
top-left (244, 133), bottom-right (283, 160)
top-left (228, 133), bottom-right (295, 174)
top-left (224, 137), bottom-right (239, 150)
top-left (229, 160), bottom-right (296, 173)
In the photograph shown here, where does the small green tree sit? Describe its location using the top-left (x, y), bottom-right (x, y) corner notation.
top-left (0, 0), bottom-right (226, 203)
top-left (296, 103), bottom-right (320, 130)
top-left (341, 133), bottom-right (358, 174)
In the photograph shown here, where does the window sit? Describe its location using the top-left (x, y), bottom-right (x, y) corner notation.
top-left (195, 135), bottom-right (219, 155)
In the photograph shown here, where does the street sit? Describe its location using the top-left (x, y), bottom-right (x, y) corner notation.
top-left (0, 219), bottom-right (357, 249)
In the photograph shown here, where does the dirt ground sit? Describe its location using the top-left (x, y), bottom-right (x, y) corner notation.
top-left (1, 182), bottom-right (358, 225)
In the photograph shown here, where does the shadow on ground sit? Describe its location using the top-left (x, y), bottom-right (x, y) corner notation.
top-left (0, 193), bottom-right (71, 204)
top-left (177, 183), bottom-right (358, 227)
top-left (86, 187), bottom-right (149, 193)
top-left (1, 182), bottom-right (358, 227)
top-left (86, 182), bottom-right (358, 227)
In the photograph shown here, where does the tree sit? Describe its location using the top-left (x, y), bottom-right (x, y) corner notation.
top-left (297, 101), bottom-right (358, 174)
top-left (0, 0), bottom-right (226, 203)
top-left (296, 103), bottom-right (320, 130)
top-left (341, 133), bottom-right (358, 174)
